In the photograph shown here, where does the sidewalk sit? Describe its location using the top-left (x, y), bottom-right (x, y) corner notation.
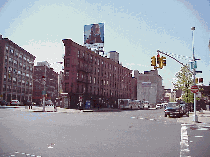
top-left (177, 110), bottom-right (210, 126)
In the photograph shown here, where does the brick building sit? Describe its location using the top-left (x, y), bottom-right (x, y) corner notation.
top-left (0, 35), bottom-right (35, 103)
top-left (32, 61), bottom-right (58, 105)
top-left (62, 39), bottom-right (135, 109)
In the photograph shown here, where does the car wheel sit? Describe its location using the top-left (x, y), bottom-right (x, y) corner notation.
top-left (177, 114), bottom-right (180, 118)
top-left (165, 114), bottom-right (167, 117)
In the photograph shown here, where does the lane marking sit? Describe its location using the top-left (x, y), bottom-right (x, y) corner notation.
top-left (195, 136), bottom-right (203, 137)
top-left (180, 125), bottom-right (190, 157)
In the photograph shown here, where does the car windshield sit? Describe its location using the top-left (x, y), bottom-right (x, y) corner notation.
top-left (167, 103), bottom-right (179, 107)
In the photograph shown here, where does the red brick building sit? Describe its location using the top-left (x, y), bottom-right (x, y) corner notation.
top-left (32, 61), bottom-right (58, 106)
top-left (62, 39), bottom-right (135, 108)
top-left (0, 35), bottom-right (35, 103)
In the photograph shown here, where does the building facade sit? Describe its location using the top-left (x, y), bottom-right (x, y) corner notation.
top-left (0, 35), bottom-right (35, 103)
top-left (134, 69), bottom-right (163, 106)
top-left (62, 39), bottom-right (134, 108)
top-left (32, 61), bottom-right (58, 105)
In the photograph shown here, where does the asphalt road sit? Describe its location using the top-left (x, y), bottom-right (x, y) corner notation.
top-left (0, 108), bottom-right (181, 157)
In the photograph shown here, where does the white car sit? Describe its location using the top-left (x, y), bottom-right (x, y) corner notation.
top-left (144, 101), bottom-right (150, 109)
top-left (10, 100), bottom-right (20, 106)
top-left (156, 104), bottom-right (161, 109)
top-left (45, 100), bottom-right (54, 106)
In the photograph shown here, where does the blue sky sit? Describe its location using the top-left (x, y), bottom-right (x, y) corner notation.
top-left (0, 0), bottom-right (209, 89)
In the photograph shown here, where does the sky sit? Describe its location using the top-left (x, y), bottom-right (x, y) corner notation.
top-left (0, 0), bottom-right (210, 90)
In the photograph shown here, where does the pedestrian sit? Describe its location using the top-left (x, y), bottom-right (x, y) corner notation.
top-left (54, 104), bottom-right (57, 112)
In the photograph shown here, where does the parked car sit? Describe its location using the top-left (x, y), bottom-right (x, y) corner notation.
top-left (180, 103), bottom-right (189, 117)
top-left (144, 101), bottom-right (150, 109)
top-left (0, 100), bottom-right (8, 106)
top-left (45, 100), bottom-right (54, 106)
top-left (164, 102), bottom-right (181, 118)
top-left (162, 103), bottom-right (168, 109)
top-left (156, 104), bottom-right (162, 109)
top-left (10, 100), bottom-right (20, 106)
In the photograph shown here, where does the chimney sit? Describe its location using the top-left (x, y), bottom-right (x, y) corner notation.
top-left (0, 35), bottom-right (2, 40)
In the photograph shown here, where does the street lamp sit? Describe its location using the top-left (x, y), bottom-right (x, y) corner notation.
top-left (191, 27), bottom-right (198, 122)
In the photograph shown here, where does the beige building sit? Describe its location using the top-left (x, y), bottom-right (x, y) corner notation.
top-left (134, 69), bottom-right (164, 106)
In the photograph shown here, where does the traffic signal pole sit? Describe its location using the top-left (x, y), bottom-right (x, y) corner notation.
top-left (192, 27), bottom-right (198, 122)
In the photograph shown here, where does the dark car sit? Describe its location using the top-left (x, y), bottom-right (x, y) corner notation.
top-left (0, 100), bottom-right (8, 106)
top-left (180, 104), bottom-right (189, 117)
top-left (164, 102), bottom-right (182, 118)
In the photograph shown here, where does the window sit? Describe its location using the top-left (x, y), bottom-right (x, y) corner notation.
top-left (6, 46), bottom-right (9, 53)
top-left (94, 77), bottom-right (96, 84)
top-left (77, 73), bottom-right (79, 80)
top-left (10, 49), bottom-right (14, 54)
top-left (78, 51), bottom-right (80, 58)
top-left (66, 58), bottom-right (70, 67)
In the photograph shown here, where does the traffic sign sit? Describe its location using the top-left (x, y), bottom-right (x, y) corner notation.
top-left (42, 90), bottom-right (46, 95)
top-left (191, 85), bottom-right (199, 93)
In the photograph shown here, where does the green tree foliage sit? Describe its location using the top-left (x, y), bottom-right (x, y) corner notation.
top-left (173, 66), bottom-right (194, 103)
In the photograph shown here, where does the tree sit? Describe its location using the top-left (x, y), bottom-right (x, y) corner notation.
top-left (173, 65), bottom-right (194, 103)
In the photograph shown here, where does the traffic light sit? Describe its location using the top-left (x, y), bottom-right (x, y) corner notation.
top-left (157, 54), bottom-right (160, 64)
top-left (162, 57), bottom-right (166, 66)
top-left (195, 78), bottom-right (198, 84)
top-left (151, 56), bottom-right (156, 66)
top-left (199, 78), bottom-right (203, 83)
top-left (159, 58), bottom-right (163, 69)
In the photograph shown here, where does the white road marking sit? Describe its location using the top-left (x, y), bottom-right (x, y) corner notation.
top-left (195, 136), bottom-right (203, 137)
top-left (180, 125), bottom-right (190, 157)
top-left (196, 128), bottom-right (208, 131)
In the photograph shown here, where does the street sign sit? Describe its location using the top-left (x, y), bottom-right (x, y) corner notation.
top-left (191, 85), bottom-right (199, 93)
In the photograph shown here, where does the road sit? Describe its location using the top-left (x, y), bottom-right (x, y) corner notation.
top-left (0, 107), bottom-right (209, 157)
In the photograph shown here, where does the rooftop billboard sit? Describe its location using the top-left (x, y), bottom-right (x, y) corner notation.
top-left (84, 23), bottom-right (104, 45)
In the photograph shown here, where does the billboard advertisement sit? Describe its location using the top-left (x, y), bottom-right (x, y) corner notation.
top-left (84, 23), bottom-right (104, 44)
top-left (84, 23), bottom-right (104, 53)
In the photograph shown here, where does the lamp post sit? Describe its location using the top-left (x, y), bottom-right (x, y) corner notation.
top-left (191, 27), bottom-right (198, 122)
top-left (42, 65), bottom-right (46, 112)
